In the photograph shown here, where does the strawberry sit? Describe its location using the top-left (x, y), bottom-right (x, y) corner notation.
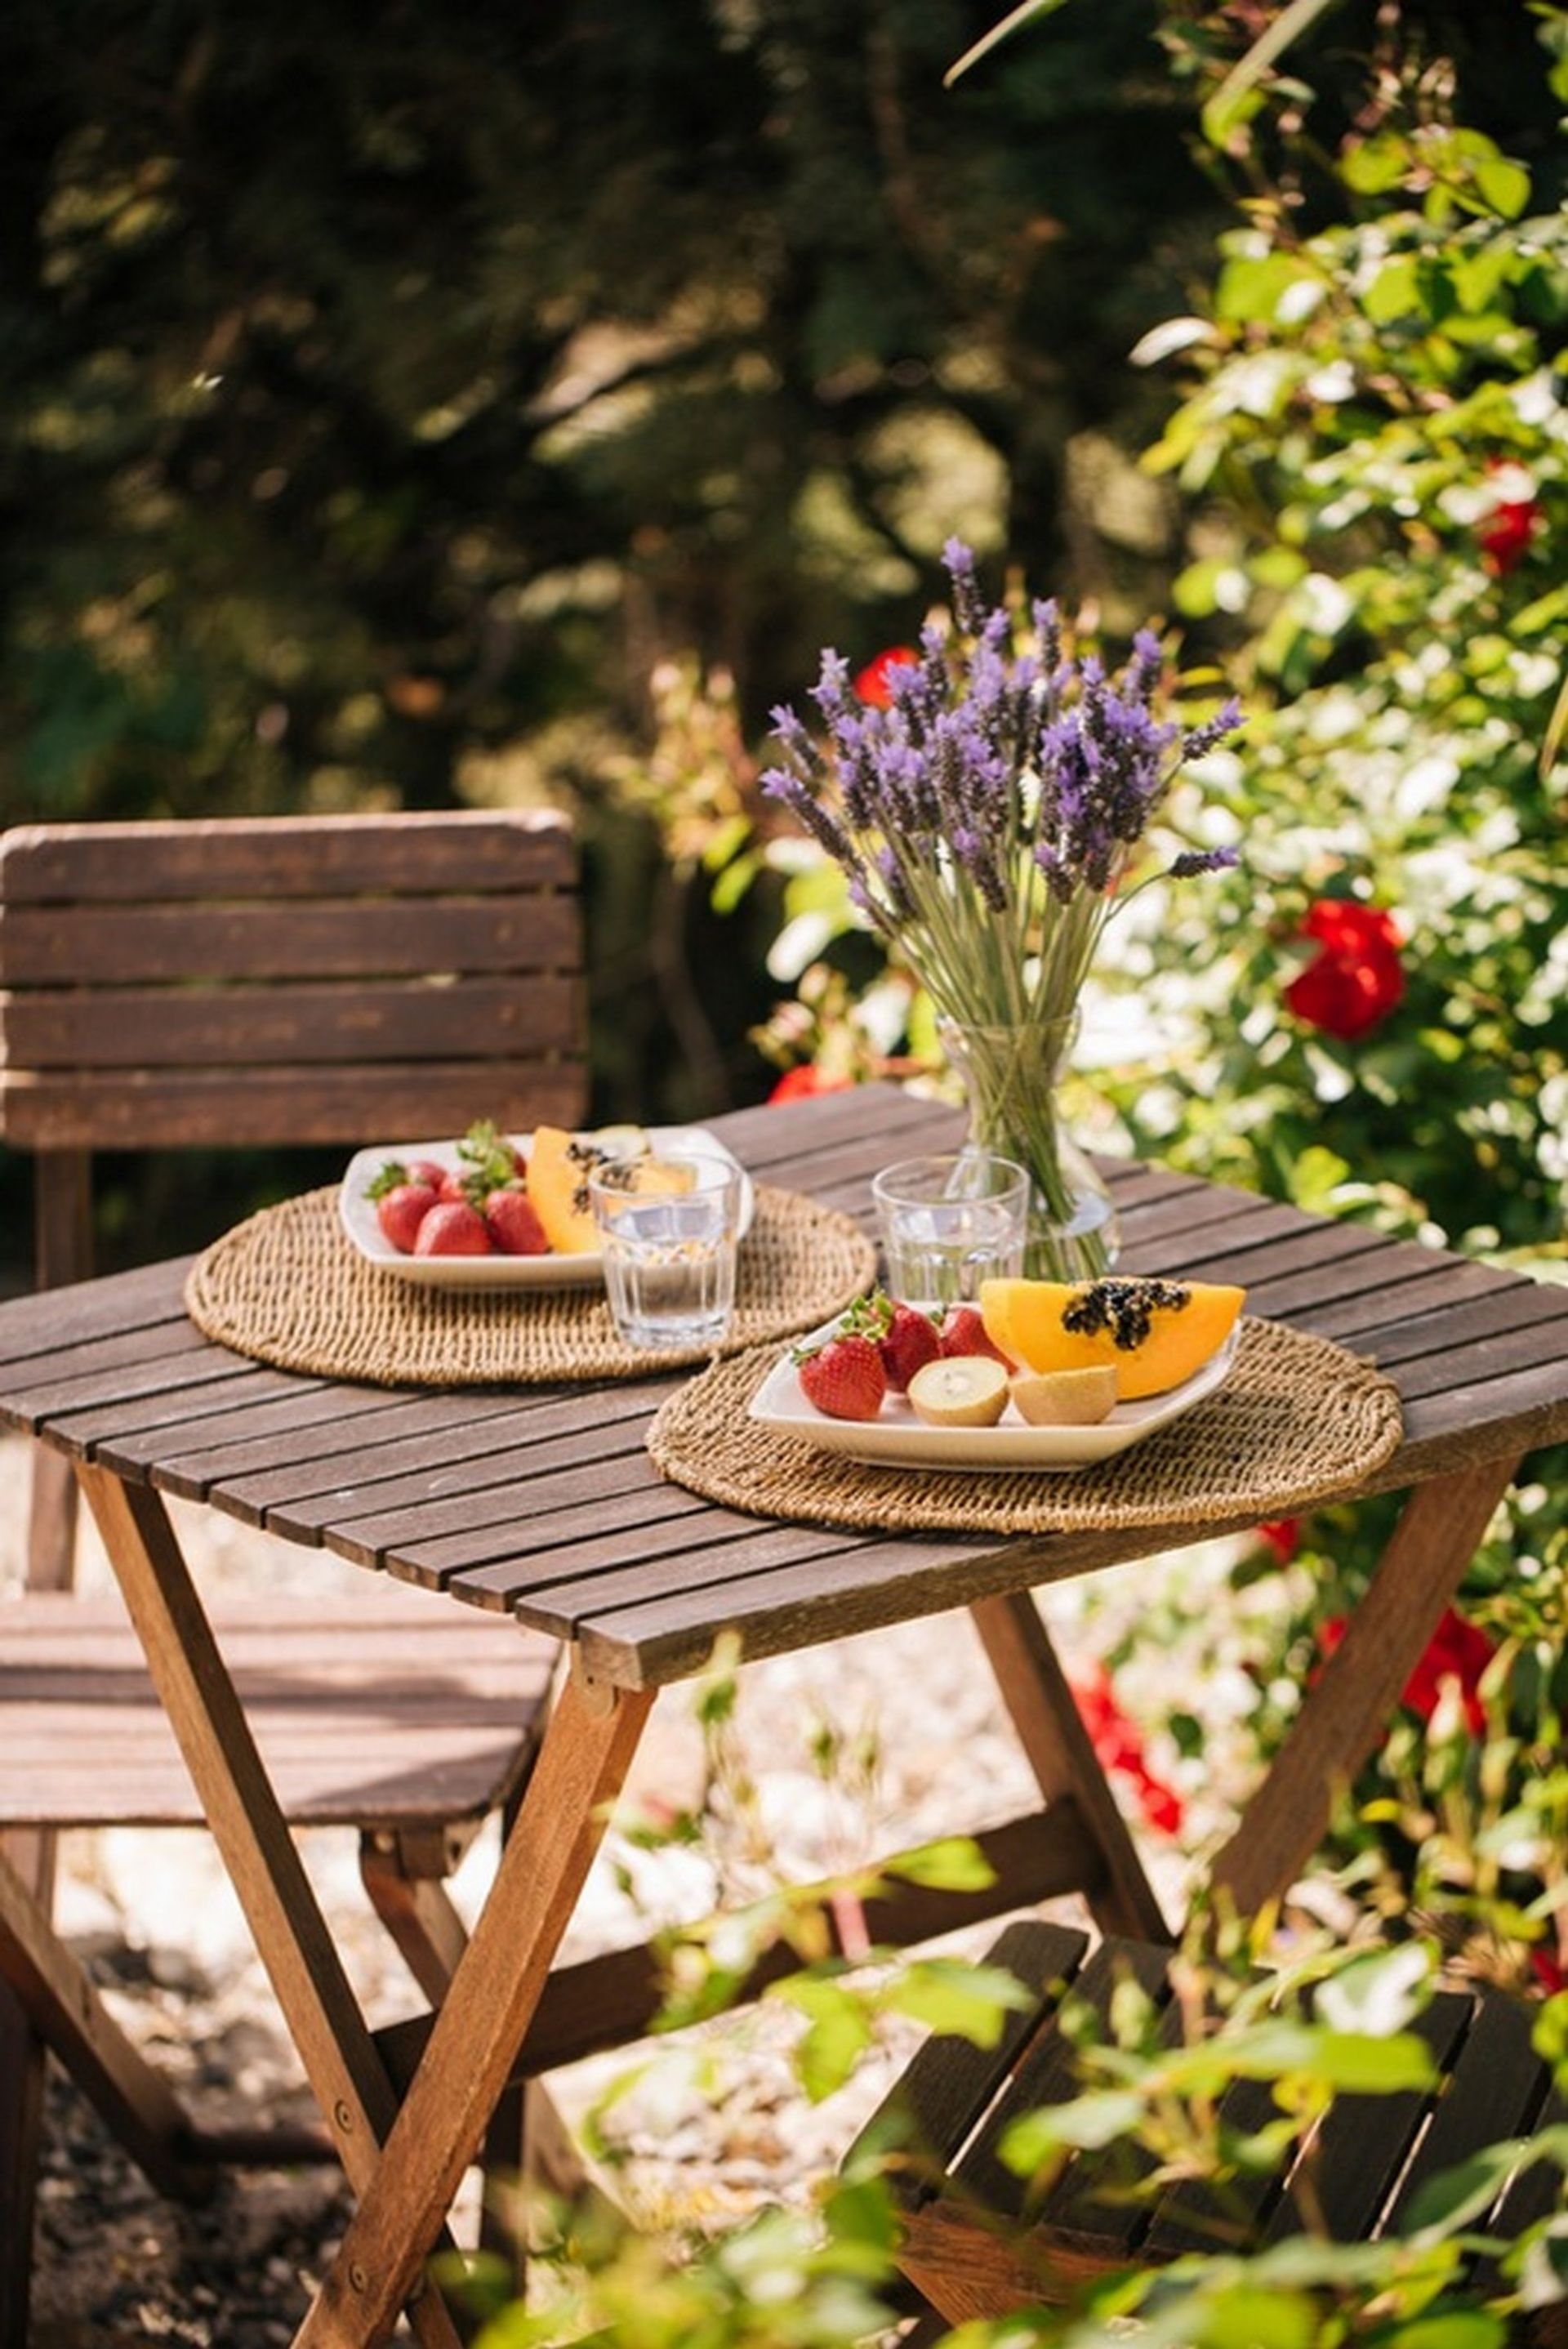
top-left (939, 1305), bottom-right (1013, 1368)
top-left (375, 1182), bottom-right (439, 1255)
top-left (485, 1187), bottom-right (549, 1255)
top-left (878, 1302), bottom-right (941, 1392)
top-left (406, 1158), bottom-right (447, 1191)
top-left (437, 1169), bottom-right (474, 1205)
top-left (412, 1201), bottom-right (493, 1257)
top-left (795, 1331), bottom-right (887, 1422)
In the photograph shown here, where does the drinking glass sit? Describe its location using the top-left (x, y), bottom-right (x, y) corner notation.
top-left (588, 1150), bottom-right (742, 1351)
top-left (871, 1151), bottom-right (1030, 1310)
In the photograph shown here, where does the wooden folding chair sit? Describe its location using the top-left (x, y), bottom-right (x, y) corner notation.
top-left (857, 1920), bottom-right (1568, 2338)
top-left (0, 810), bottom-right (589, 2347)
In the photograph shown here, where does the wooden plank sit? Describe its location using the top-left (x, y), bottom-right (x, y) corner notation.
top-left (212, 1384), bottom-right (662, 1529)
top-left (953, 1938), bottom-right (1174, 2219)
top-left (0, 1059), bottom-right (590, 1150)
top-left (1292, 1255), bottom-right (1524, 1342)
top-left (0, 1259), bottom-right (192, 1370)
top-left (149, 1386), bottom-right (566, 1503)
top-left (1394, 1362), bottom-right (1568, 1477)
top-left (49, 1367), bottom-right (333, 1462)
top-left (849, 1919), bottom-right (1090, 2195)
top-left (0, 974), bottom-right (584, 1071)
top-left (1392, 1310), bottom-right (1568, 1402)
top-left (3, 1339), bottom-right (259, 1435)
top-left (1383, 1989), bottom-right (1549, 2235)
top-left (390, 1482), bottom-right (718, 1597)
top-left (0, 895), bottom-right (582, 989)
top-left (312, 1446), bottom-right (671, 1563)
top-left (708, 1084), bottom-right (957, 1171)
top-left (468, 1515), bottom-right (898, 1633)
top-left (1263, 1990), bottom-right (1471, 2244)
top-left (0, 812), bottom-right (577, 903)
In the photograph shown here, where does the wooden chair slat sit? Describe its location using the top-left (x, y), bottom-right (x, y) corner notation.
top-left (1263, 1989), bottom-right (1475, 2247)
top-left (1, 1061), bottom-right (588, 1150)
top-left (0, 812), bottom-right (576, 902)
top-left (214, 1388), bottom-right (657, 1529)
top-left (952, 1939), bottom-right (1174, 2223)
top-left (856, 1920), bottom-right (1090, 2200)
top-left (1, 974), bottom-right (583, 1071)
top-left (1384, 1987), bottom-right (1552, 2236)
top-left (0, 894), bottom-right (581, 988)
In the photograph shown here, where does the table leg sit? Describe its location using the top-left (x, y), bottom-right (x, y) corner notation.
top-left (970, 1589), bottom-right (1170, 1943)
top-left (1210, 1455), bottom-right (1521, 1920)
top-left (296, 1662), bottom-right (654, 2348)
top-left (74, 1464), bottom-right (468, 2349)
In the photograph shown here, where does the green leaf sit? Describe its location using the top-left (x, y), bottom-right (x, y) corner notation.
top-left (1474, 154), bottom-right (1532, 220)
top-left (880, 1836), bottom-right (997, 1892)
top-left (1196, 2284), bottom-right (1319, 2349)
top-left (1364, 254), bottom-right (1423, 324)
top-left (1381, 2319), bottom-right (1503, 2349)
top-left (1001, 2088), bottom-right (1145, 2168)
top-left (884, 1960), bottom-right (1036, 2044)
top-left (1401, 2138), bottom-right (1531, 2235)
top-left (1343, 131), bottom-right (1414, 195)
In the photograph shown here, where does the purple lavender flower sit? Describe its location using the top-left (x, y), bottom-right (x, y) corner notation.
top-left (762, 541), bottom-right (1244, 1017)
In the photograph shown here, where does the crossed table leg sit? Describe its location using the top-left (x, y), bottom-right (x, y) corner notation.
top-left (73, 1447), bottom-right (1521, 2347)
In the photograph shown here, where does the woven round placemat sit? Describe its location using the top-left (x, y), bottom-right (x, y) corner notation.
top-left (185, 1183), bottom-right (877, 1386)
top-left (645, 1317), bottom-right (1402, 1537)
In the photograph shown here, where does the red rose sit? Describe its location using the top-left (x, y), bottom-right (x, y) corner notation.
top-left (1478, 463), bottom-right (1544, 578)
top-left (1480, 499), bottom-right (1543, 577)
top-left (768, 1064), bottom-right (853, 1103)
top-left (1285, 899), bottom-right (1405, 1041)
top-left (1071, 1664), bottom-right (1185, 1835)
top-left (1317, 1604), bottom-right (1495, 1739)
top-left (853, 646), bottom-right (919, 708)
top-left (1258, 1519), bottom-right (1301, 1563)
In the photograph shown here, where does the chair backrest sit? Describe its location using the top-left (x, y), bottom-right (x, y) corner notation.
top-left (0, 809), bottom-right (590, 1584)
top-left (0, 810), bottom-right (587, 1162)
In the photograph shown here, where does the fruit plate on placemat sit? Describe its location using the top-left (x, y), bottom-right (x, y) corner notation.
top-left (747, 1321), bottom-right (1241, 1472)
top-left (339, 1125), bottom-right (755, 1290)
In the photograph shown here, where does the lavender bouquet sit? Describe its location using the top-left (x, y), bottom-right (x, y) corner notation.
top-left (762, 540), bottom-right (1242, 1278)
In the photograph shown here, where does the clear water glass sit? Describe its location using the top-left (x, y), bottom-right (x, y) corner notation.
top-left (589, 1150), bottom-right (742, 1351)
top-left (872, 1151), bottom-right (1030, 1310)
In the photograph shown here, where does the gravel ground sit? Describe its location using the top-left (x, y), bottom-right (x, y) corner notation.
top-left (4, 1432), bottom-right (1276, 2345)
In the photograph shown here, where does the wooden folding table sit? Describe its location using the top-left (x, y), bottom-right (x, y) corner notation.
top-left (2, 1083), bottom-right (1566, 2346)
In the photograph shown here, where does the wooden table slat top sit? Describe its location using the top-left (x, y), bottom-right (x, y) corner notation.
top-left (1, 1087), bottom-right (1565, 1688)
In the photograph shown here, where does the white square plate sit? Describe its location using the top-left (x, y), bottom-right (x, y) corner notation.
top-left (340, 1125), bottom-right (755, 1290)
top-left (747, 1322), bottom-right (1242, 1472)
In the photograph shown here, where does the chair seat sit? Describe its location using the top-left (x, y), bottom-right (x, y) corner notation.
top-left (0, 1589), bottom-right (556, 1831)
top-left (860, 1923), bottom-right (1568, 2330)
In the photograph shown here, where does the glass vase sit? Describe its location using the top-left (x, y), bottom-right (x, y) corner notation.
top-left (938, 1014), bottom-right (1120, 1282)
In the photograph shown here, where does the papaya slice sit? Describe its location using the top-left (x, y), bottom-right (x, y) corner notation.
top-left (979, 1275), bottom-right (1245, 1401)
top-left (523, 1126), bottom-right (608, 1255)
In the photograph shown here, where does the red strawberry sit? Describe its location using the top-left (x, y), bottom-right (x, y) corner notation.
top-left (375, 1182), bottom-right (440, 1255)
top-left (406, 1158), bottom-right (447, 1190)
top-left (485, 1188), bottom-right (549, 1255)
top-left (438, 1170), bottom-right (473, 1205)
top-left (877, 1301), bottom-right (941, 1392)
top-left (795, 1333), bottom-right (887, 1422)
top-left (939, 1305), bottom-right (1013, 1367)
top-left (413, 1201), bottom-right (493, 1256)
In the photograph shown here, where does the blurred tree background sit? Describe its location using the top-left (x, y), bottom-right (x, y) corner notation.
top-left (1, 0), bottom-right (1559, 1268)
